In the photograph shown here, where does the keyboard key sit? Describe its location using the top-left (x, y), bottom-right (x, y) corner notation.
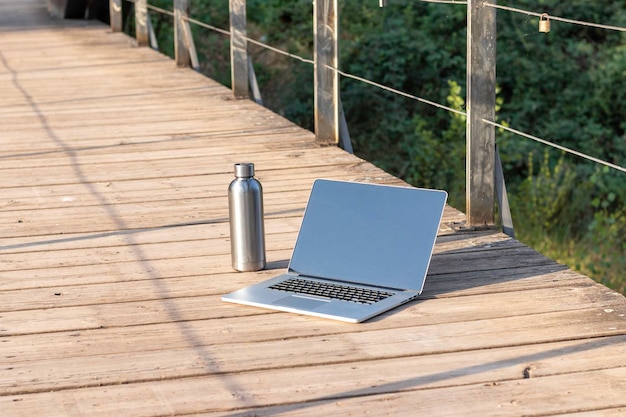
top-left (270, 278), bottom-right (394, 305)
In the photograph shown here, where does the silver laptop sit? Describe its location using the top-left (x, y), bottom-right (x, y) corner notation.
top-left (222, 179), bottom-right (447, 323)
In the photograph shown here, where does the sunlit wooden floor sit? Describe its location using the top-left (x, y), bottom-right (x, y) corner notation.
top-left (2, 1), bottom-right (626, 416)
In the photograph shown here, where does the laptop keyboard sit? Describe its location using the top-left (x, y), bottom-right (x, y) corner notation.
top-left (269, 278), bottom-right (395, 305)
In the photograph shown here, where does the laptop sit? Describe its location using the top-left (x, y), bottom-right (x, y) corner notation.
top-left (222, 179), bottom-right (447, 323)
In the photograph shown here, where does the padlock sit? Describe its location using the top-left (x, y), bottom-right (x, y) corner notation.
top-left (539, 13), bottom-right (551, 33)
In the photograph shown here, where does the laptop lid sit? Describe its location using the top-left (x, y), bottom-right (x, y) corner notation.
top-left (287, 179), bottom-right (447, 292)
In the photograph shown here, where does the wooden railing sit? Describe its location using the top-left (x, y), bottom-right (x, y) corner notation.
top-left (50, 0), bottom-right (505, 231)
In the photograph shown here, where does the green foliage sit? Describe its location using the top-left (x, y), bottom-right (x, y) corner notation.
top-left (402, 80), bottom-right (466, 209)
top-left (511, 156), bottom-right (626, 294)
top-left (582, 208), bottom-right (626, 293)
top-left (147, 0), bottom-right (626, 294)
top-left (337, 1), bottom-right (468, 207)
top-left (579, 168), bottom-right (626, 293)
top-left (512, 151), bottom-right (577, 236)
top-left (495, 0), bottom-right (626, 183)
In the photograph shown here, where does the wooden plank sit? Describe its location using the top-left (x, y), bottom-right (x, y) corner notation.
top-left (0, 167), bottom-right (388, 212)
top-left (4, 322), bottom-right (626, 396)
top-left (0, 249), bottom-right (579, 298)
top-left (3, 344), bottom-right (626, 416)
top-left (2, 141), bottom-right (358, 172)
top-left (553, 411), bottom-right (626, 417)
top-left (3, 4), bottom-right (626, 417)
top-left (0, 142), bottom-right (344, 173)
top-left (0, 249), bottom-right (582, 315)
top-left (0, 232), bottom-right (529, 282)
top-left (0, 220), bottom-right (497, 260)
top-left (0, 277), bottom-right (617, 336)
top-left (1, 196), bottom-right (460, 241)
top-left (3, 281), bottom-right (623, 363)
top-left (197, 367), bottom-right (626, 416)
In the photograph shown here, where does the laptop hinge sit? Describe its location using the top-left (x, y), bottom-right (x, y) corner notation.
top-left (289, 273), bottom-right (408, 292)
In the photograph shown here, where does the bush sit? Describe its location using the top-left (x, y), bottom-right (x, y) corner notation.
top-left (147, 0), bottom-right (626, 294)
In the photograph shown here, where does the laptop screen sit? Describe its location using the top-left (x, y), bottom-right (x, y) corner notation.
top-left (288, 180), bottom-right (447, 292)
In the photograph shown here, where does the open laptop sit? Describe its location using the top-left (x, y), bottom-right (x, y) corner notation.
top-left (222, 179), bottom-right (447, 323)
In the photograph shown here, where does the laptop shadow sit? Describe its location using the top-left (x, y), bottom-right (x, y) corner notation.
top-left (424, 229), bottom-right (569, 297)
top-left (364, 228), bottom-right (570, 322)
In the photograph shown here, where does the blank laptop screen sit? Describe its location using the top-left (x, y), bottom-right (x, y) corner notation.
top-left (288, 180), bottom-right (447, 291)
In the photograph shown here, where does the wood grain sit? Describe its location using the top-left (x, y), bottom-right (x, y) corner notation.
top-left (2, 2), bottom-right (626, 416)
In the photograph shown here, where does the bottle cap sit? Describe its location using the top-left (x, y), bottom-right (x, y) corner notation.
top-left (234, 163), bottom-right (254, 178)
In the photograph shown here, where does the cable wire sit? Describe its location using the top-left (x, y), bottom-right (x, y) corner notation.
top-left (183, 15), bottom-right (314, 65)
top-left (417, 0), bottom-right (467, 4)
top-left (177, 6), bottom-right (625, 176)
top-left (246, 37), bottom-right (314, 65)
top-left (482, 118), bottom-right (626, 174)
top-left (333, 66), bottom-right (467, 117)
top-left (179, 15), bottom-right (468, 119)
top-left (183, 14), bottom-right (459, 116)
top-left (146, 4), bottom-right (174, 18)
top-left (484, 3), bottom-right (626, 32)
top-left (183, 15), bottom-right (230, 37)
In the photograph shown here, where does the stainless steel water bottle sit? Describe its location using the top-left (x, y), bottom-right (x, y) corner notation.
top-left (228, 163), bottom-right (266, 271)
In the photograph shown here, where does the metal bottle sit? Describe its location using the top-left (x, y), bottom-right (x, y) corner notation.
top-left (228, 163), bottom-right (266, 271)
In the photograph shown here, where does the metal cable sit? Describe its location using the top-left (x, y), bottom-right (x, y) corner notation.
top-left (484, 2), bottom-right (626, 32)
top-left (146, 4), bottom-right (174, 18)
top-left (245, 37), bottom-right (314, 65)
top-left (166, 4), bottom-right (624, 176)
top-left (182, 15), bottom-right (230, 37)
top-left (183, 15), bottom-right (314, 65)
top-left (482, 119), bottom-right (626, 174)
top-left (336, 67), bottom-right (625, 175)
top-left (333, 66), bottom-right (467, 117)
top-left (417, 0), bottom-right (467, 4)
top-left (183, 14), bottom-right (458, 115)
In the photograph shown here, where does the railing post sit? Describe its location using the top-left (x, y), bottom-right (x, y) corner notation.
top-left (135, 0), bottom-right (149, 47)
top-left (229, 0), bottom-right (249, 98)
top-left (314, 0), bottom-right (340, 146)
top-left (109, 0), bottom-right (122, 32)
top-left (175, 0), bottom-right (190, 66)
top-left (466, 0), bottom-right (496, 227)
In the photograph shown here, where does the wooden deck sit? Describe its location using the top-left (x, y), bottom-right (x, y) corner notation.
top-left (2, 1), bottom-right (626, 416)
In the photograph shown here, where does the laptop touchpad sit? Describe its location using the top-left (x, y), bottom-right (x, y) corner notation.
top-left (275, 295), bottom-right (329, 310)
